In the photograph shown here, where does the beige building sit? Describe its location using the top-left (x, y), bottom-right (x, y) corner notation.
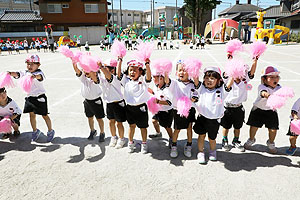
top-left (108, 9), bottom-right (143, 27)
top-left (144, 6), bottom-right (177, 27)
top-left (0, 0), bottom-right (39, 14)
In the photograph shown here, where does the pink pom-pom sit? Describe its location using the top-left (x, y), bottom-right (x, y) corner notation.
top-left (226, 39), bottom-right (243, 55)
top-left (19, 75), bottom-right (33, 93)
top-left (135, 42), bottom-right (154, 62)
top-left (273, 87), bottom-right (294, 98)
top-left (184, 58), bottom-right (202, 78)
top-left (225, 58), bottom-right (248, 79)
top-left (0, 72), bottom-right (15, 88)
top-left (249, 41), bottom-right (267, 59)
top-left (88, 56), bottom-right (102, 72)
top-left (72, 51), bottom-right (83, 63)
top-left (266, 95), bottom-right (287, 110)
top-left (151, 58), bottom-right (172, 76)
top-left (58, 46), bottom-right (74, 58)
top-left (79, 54), bottom-right (92, 73)
top-left (0, 117), bottom-right (12, 133)
top-left (290, 120), bottom-right (300, 135)
top-left (177, 96), bottom-right (192, 118)
top-left (147, 96), bottom-right (162, 114)
top-left (111, 40), bottom-right (127, 58)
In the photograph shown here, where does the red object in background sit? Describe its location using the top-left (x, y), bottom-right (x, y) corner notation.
top-left (0, 40), bottom-right (3, 43)
top-left (20, 42), bottom-right (23, 45)
top-left (32, 38), bottom-right (36, 41)
top-left (43, 38), bottom-right (46, 41)
top-left (11, 41), bottom-right (15, 44)
top-left (37, 38), bottom-right (39, 40)
top-left (7, 38), bottom-right (10, 41)
top-left (16, 40), bottom-right (19, 43)
top-left (44, 25), bottom-right (47, 29)
top-left (48, 25), bottom-right (52, 28)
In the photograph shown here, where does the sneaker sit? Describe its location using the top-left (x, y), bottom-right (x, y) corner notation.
top-left (149, 132), bottom-right (162, 138)
top-left (13, 131), bottom-right (20, 137)
top-left (286, 147), bottom-right (297, 156)
top-left (141, 143), bottom-right (148, 154)
top-left (197, 152), bottom-right (206, 164)
top-left (184, 144), bottom-right (192, 158)
top-left (209, 150), bottom-right (217, 161)
top-left (98, 133), bottom-right (105, 142)
top-left (128, 141), bottom-right (136, 153)
top-left (244, 138), bottom-right (256, 149)
top-left (170, 146), bottom-right (178, 158)
top-left (2, 133), bottom-right (10, 139)
top-left (232, 140), bottom-right (245, 152)
top-left (266, 140), bottom-right (277, 154)
top-left (47, 130), bottom-right (55, 142)
top-left (222, 139), bottom-right (230, 151)
top-left (115, 138), bottom-right (126, 149)
top-left (87, 130), bottom-right (97, 140)
top-left (32, 129), bottom-right (41, 141)
top-left (109, 136), bottom-right (118, 147)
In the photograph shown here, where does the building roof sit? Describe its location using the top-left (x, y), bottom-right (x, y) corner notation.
top-left (241, 5), bottom-right (291, 19)
top-left (0, 10), bottom-right (42, 22)
top-left (218, 4), bottom-right (261, 16)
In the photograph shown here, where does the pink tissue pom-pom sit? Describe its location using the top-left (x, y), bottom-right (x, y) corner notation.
top-left (290, 120), bottom-right (300, 135)
top-left (135, 42), bottom-right (154, 62)
top-left (58, 46), bottom-right (74, 58)
top-left (111, 40), bottom-right (127, 58)
top-left (177, 96), bottom-right (192, 118)
top-left (273, 87), bottom-right (294, 98)
top-left (184, 58), bottom-right (202, 78)
top-left (0, 72), bottom-right (15, 88)
top-left (19, 75), bottom-right (33, 93)
top-left (249, 41), bottom-right (267, 59)
top-left (72, 51), bottom-right (83, 63)
top-left (147, 96), bottom-right (162, 114)
top-left (266, 95), bottom-right (287, 110)
top-left (0, 117), bottom-right (12, 133)
top-left (151, 58), bottom-right (172, 76)
top-left (225, 58), bottom-right (248, 79)
top-left (226, 39), bottom-right (243, 55)
top-left (79, 54), bottom-right (92, 73)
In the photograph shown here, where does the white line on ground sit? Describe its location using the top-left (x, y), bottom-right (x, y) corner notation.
top-left (50, 90), bottom-right (81, 108)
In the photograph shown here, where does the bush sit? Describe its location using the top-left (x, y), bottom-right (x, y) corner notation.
top-left (289, 32), bottom-right (300, 43)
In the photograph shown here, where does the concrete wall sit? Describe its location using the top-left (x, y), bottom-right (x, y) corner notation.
top-left (69, 26), bottom-right (106, 45)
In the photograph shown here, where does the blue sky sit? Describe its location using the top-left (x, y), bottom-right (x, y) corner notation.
top-left (108, 0), bottom-right (280, 15)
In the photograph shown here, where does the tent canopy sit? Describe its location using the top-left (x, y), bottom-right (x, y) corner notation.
top-left (204, 18), bottom-right (239, 39)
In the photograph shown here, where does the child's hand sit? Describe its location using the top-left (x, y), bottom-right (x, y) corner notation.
top-left (147, 88), bottom-right (154, 94)
top-left (97, 61), bottom-right (103, 69)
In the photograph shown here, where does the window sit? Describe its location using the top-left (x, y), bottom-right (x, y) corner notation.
top-left (113, 13), bottom-right (117, 16)
top-left (85, 4), bottom-right (99, 13)
top-left (134, 14), bottom-right (139, 17)
top-left (128, 13), bottom-right (131, 16)
top-left (14, 0), bottom-right (30, 3)
top-left (48, 4), bottom-right (62, 13)
top-left (291, 20), bottom-right (300, 29)
top-left (62, 4), bottom-right (69, 8)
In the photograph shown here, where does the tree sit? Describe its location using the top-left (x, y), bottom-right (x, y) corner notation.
top-left (184, 0), bottom-right (221, 39)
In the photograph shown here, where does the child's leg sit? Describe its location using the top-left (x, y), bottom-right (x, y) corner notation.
top-left (165, 127), bottom-right (173, 138)
top-left (109, 119), bottom-right (117, 137)
top-left (249, 126), bottom-right (259, 140)
top-left (128, 124), bottom-right (136, 142)
top-left (268, 129), bottom-right (277, 143)
top-left (289, 135), bottom-right (298, 148)
top-left (116, 122), bottom-right (124, 139)
top-left (12, 123), bottom-right (20, 131)
top-left (197, 134), bottom-right (206, 152)
top-left (152, 119), bottom-right (160, 134)
top-left (88, 117), bottom-right (95, 131)
top-left (233, 129), bottom-right (240, 138)
top-left (96, 118), bottom-right (104, 133)
top-left (42, 114), bottom-right (52, 131)
top-left (222, 128), bottom-right (229, 138)
top-left (140, 128), bottom-right (147, 143)
top-left (187, 123), bottom-right (193, 144)
top-left (29, 112), bottom-right (37, 131)
top-left (208, 138), bottom-right (216, 151)
top-left (172, 129), bottom-right (180, 143)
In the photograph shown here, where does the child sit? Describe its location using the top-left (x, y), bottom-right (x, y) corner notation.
top-left (0, 87), bottom-right (22, 139)
top-left (221, 58), bottom-right (258, 152)
top-left (14, 42), bottom-right (20, 54)
top-left (42, 40), bottom-right (48, 52)
top-left (170, 40), bottom-right (174, 50)
top-left (157, 38), bottom-right (162, 50)
top-left (200, 37), bottom-right (205, 49)
top-left (8, 55), bottom-right (55, 142)
top-left (35, 40), bottom-right (40, 52)
top-left (196, 37), bottom-right (200, 49)
top-left (117, 59), bottom-right (152, 153)
top-left (163, 37), bottom-right (167, 50)
top-left (148, 71), bottom-right (173, 147)
top-left (24, 39), bottom-right (29, 53)
top-left (175, 41), bottom-right (180, 49)
top-left (76, 37), bottom-right (81, 50)
top-left (85, 41), bottom-right (90, 51)
top-left (72, 61), bottom-right (105, 142)
top-left (244, 66), bottom-right (281, 153)
top-left (98, 58), bottom-right (126, 148)
top-left (165, 60), bottom-right (198, 158)
top-left (286, 98), bottom-right (300, 155)
top-left (194, 67), bottom-right (233, 164)
top-left (7, 41), bottom-right (12, 55)
top-left (189, 40), bottom-right (194, 50)
top-left (128, 37), bottom-right (133, 51)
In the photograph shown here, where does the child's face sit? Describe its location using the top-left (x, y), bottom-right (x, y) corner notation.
top-left (265, 75), bottom-right (280, 88)
top-left (153, 75), bottom-right (164, 87)
top-left (26, 62), bottom-right (40, 72)
top-left (176, 64), bottom-right (189, 82)
top-left (0, 90), bottom-right (7, 103)
top-left (204, 75), bottom-right (218, 89)
top-left (128, 66), bottom-right (140, 80)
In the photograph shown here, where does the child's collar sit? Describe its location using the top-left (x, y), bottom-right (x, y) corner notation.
top-left (263, 83), bottom-right (280, 89)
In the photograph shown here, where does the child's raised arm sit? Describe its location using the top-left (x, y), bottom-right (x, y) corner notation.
top-left (226, 77), bottom-right (234, 90)
top-left (7, 71), bottom-right (19, 78)
top-left (145, 59), bottom-right (151, 82)
top-left (98, 62), bottom-right (112, 81)
top-left (164, 72), bottom-right (170, 85)
top-left (72, 62), bottom-right (81, 76)
top-left (249, 57), bottom-right (258, 77)
top-left (117, 57), bottom-right (122, 79)
top-left (261, 90), bottom-right (270, 98)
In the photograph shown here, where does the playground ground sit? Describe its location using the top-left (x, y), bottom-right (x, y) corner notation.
top-left (1, 42), bottom-right (300, 199)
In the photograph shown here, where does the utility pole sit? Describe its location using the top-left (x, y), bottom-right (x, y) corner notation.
top-left (120, 0), bottom-right (122, 27)
top-left (153, 0), bottom-right (155, 27)
top-left (111, 0), bottom-right (114, 25)
top-left (150, 0), bottom-right (153, 27)
top-left (29, 0), bottom-right (33, 10)
top-left (257, 0), bottom-right (260, 7)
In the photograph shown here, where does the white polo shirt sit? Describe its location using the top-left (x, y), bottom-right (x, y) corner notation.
top-left (290, 98), bottom-right (300, 119)
top-left (153, 84), bottom-right (173, 111)
top-left (253, 84), bottom-right (281, 110)
top-left (120, 74), bottom-right (151, 106)
top-left (195, 83), bottom-right (231, 119)
top-left (78, 72), bottom-right (102, 100)
top-left (101, 74), bottom-right (124, 103)
top-left (0, 97), bottom-right (22, 117)
top-left (19, 70), bottom-right (46, 97)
